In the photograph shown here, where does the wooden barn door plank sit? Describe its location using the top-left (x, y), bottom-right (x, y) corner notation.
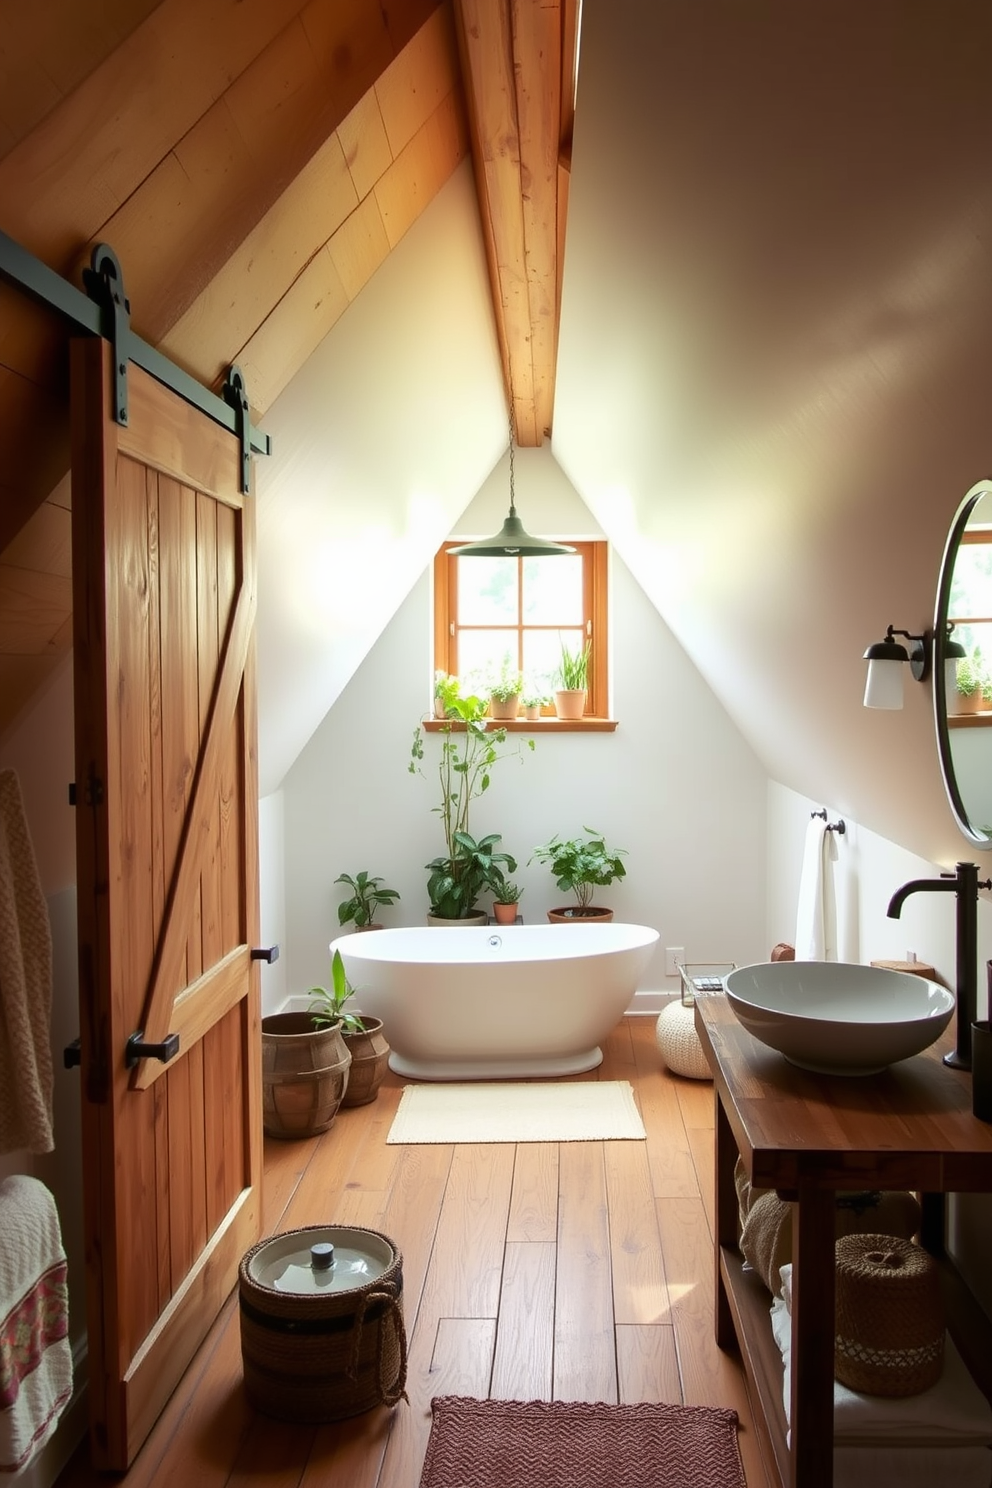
top-left (71, 336), bottom-right (261, 1469)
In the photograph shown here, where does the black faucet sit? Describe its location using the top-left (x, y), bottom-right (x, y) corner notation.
top-left (886, 861), bottom-right (992, 1069)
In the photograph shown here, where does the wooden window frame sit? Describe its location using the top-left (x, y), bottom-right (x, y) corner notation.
top-left (948, 527), bottom-right (992, 730)
top-left (429, 539), bottom-right (615, 731)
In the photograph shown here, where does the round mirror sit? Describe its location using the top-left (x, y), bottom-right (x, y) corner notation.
top-left (933, 479), bottom-right (992, 847)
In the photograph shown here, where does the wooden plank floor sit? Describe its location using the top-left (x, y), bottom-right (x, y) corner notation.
top-left (56, 1016), bottom-right (771, 1487)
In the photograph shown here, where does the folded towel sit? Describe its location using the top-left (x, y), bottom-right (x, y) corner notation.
top-left (0, 1176), bottom-right (72, 1474)
top-left (773, 1266), bottom-right (992, 1446)
top-left (0, 769), bottom-right (54, 1156)
top-left (795, 816), bottom-right (838, 961)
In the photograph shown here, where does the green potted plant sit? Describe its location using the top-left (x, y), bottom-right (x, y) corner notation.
top-left (335, 870), bottom-right (400, 931)
top-left (425, 831), bottom-right (517, 923)
top-left (434, 670), bottom-right (461, 718)
top-left (492, 879), bottom-right (522, 925)
top-left (531, 827), bottom-right (627, 922)
top-left (955, 650), bottom-right (986, 714)
top-left (553, 637), bottom-right (591, 720)
top-left (487, 655), bottom-right (524, 720)
top-left (260, 948), bottom-right (357, 1138)
top-left (410, 689), bottom-right (534, 923)
top-left (309, 947), bottom-right (390, 1107)
top-left (521, 685), bottom-right (551, 722)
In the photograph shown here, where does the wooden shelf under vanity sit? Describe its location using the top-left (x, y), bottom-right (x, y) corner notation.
top-left (694, 992), bottom-right (992, 1488)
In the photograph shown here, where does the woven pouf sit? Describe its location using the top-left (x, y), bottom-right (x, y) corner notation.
top-left (834, 1233), bottom-right (944, 1397)
top-left (655, 1001), bottom-right (712, 1081)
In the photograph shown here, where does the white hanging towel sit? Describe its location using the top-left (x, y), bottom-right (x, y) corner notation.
top-left (0, 769), bottom-right (54, 1156)
top-left (795, 817), bottom-right (839, 961)
top-left (0, 1175), bottom-right (72, 1474)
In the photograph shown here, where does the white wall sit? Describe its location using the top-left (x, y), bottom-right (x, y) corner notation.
top-left (257, 791), bottom-right (287, 1016)
top-left (281, 452), bottom-right (770, 1004)
top-left (767, 778), bottom-right (992, 1320)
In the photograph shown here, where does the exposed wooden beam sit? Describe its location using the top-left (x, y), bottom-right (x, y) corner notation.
top-left (453, 0), bottom-right (578, 445)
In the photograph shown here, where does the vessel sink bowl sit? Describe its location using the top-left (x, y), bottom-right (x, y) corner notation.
top-left (723, 962), bottom-right (954, 1075)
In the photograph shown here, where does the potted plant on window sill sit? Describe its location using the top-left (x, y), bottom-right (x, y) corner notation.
top-left (553, 638), bottom-right (591, 720)
top-left (335, 870), bottom-right (400, 932)
top-left (487, 658), bottom-right (524, 721)
top-left (531, 828), bottom-right (627, 922)
top-left (521, 687), bottom-right (550, 722)
top-left (492, 880), bottom-right (523, 925)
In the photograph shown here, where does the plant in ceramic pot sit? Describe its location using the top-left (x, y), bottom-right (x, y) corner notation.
top-left (260, 948), bottom-right (357, 1139)
top-left (411, 689), bottom-right (534, 923)
top-left (487, 655), bottom-right (524, 721)
top-left (310, 948), bottom-right (391, 1108)
top-left (531, 828), bottom-right (627, 922)
top-left (521, 686), bottom-right (551, 722)
top-left (335, 870), bottom-right (400, 931)
top-left (553, 637), bottom-right (591, 720)
top-left (492, 879), bottom-right (522, 925)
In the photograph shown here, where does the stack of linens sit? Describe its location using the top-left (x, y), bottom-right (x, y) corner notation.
top-left (771, 1264), bottom-right (992, 1488)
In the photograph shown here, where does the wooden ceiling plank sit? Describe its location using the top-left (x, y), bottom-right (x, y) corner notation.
top-left (0, 291), bottom-right (66, 395)
top-left (0, 368), bottom-right (69, 556)
top-left (338, 91), bottom-right (393, 203)
top-left (161, 133), bottom-right (359, 386)
top-left (0, 0), bottom-right (320, 266)
top-left (328, 196), bottom-right (392, 302)
top-left (374, 91), bottom-right (470, 250)
top-left (0, 565), bottom-right (73, 654)
top-left (374, 6), bottom-right (460, 160)
top-left (0, 1), bottom-right (164, 157)
top-left (235, 248), bottom-right (350, 416)
top-left (0, 500), bottom-right (73, 580)
top-left (559, 0), bottom-right (579, 157)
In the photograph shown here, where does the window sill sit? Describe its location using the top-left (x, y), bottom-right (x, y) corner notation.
top-left (948, 713), bottom-right (992, 728)
top-left (422, 717), bottom-right (618, 733)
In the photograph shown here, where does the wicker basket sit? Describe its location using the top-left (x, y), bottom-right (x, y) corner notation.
top-left (260, 1014), bottom-right (352, 1139)
top-left (834, 1233), bottom-right (944, 1397)
top-left (239, 1225), bottom-right (407, 1421)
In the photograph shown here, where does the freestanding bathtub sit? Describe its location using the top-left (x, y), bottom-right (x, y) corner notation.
top-left (329, 922), bottom-right (660, 1080)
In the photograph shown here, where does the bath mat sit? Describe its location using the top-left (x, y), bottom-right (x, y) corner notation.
top-left (419, 1396), bottom-right (745, 1488)
top-left (386, 1081), bottom-right (645, 1144)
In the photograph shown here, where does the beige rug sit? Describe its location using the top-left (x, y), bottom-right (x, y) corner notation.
top-left (386, 1081), bottom-right (645, 1145)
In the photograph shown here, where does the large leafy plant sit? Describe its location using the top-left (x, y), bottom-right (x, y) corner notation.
top-left (531, 827), bottom-right (627, 911)
top-left (410, 687), bottom-right (534, 918)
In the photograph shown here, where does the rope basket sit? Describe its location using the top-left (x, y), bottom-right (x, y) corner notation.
top-left (239, 1225), bottom-right (408, 1422)
top-left (834, 1233), bottom-right (944, 1397)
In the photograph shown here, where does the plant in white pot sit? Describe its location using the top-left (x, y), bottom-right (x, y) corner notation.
top-left (553, 638), bottom-right (590, 720)
top-left (410, 689), bottom-right (534, 923)
top-left (335, 870), bottom-right (400, 931)
top-left (531, 828), bottom-right (627, 922)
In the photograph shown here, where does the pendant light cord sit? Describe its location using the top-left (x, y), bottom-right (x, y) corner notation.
top-left (507, 406), bottom-right (517, 518)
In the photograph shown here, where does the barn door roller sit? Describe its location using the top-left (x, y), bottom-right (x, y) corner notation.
top-left (0, 229), bottom-right (271, 493)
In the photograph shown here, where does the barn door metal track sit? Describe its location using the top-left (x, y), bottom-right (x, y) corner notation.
top-left (0, 230), bottom-right (270, 492)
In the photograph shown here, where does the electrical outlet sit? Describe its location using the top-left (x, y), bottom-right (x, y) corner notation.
top-left (665, 946), bottom-right (685, 977)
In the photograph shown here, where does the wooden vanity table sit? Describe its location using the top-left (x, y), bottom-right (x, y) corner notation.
top-left (694, 991), bottom-right (992, 1488)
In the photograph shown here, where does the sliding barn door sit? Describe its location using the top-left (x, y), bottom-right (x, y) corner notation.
top-left (70, 336), bottom-right (262, 1469)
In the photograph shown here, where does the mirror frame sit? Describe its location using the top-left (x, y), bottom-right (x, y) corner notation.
top-left (933, 478), bottom-right (992, 849)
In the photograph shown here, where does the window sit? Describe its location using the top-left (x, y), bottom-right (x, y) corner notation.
top-left (432, 540), bottom-right (611, 722)
top-left (948, 526), bottom-right (992, 727)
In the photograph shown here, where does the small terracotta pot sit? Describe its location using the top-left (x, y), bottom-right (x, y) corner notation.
top-left (489, 694), bottom-right (520, 720)
top-left (553, 688), bottom-right (586, 720)
top-left (523, 704), bottom-right (542, 721)
top-left (547, 906), bottom-right (614, 923)
top-left (492, 901), bottom-right (520, 925)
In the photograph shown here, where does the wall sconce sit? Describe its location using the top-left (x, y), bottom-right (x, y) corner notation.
top-left (862, 625), bottom-right (930, 709)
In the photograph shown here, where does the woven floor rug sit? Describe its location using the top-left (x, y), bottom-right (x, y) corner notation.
top-left (386, 1080), bottom-right (645, 1144)
top-left (418, 1397), bottom-right (745, 1488)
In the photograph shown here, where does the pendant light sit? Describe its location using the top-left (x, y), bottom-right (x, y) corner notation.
top-left (449, 410), bottom-right (576, 557)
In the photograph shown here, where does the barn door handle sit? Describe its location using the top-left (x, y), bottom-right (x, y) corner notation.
top-left (251, 945), bottom-right (280, 963)
top-left (64, 1038), bottom-right (82, 1070)
top-left (125, 1030), bottom-right (180, 1069)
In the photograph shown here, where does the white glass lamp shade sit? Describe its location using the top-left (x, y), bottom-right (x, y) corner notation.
top-left (945, 657), bottom-right (961, 705)
top-left (863, 656), bottom-right (905, 709)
